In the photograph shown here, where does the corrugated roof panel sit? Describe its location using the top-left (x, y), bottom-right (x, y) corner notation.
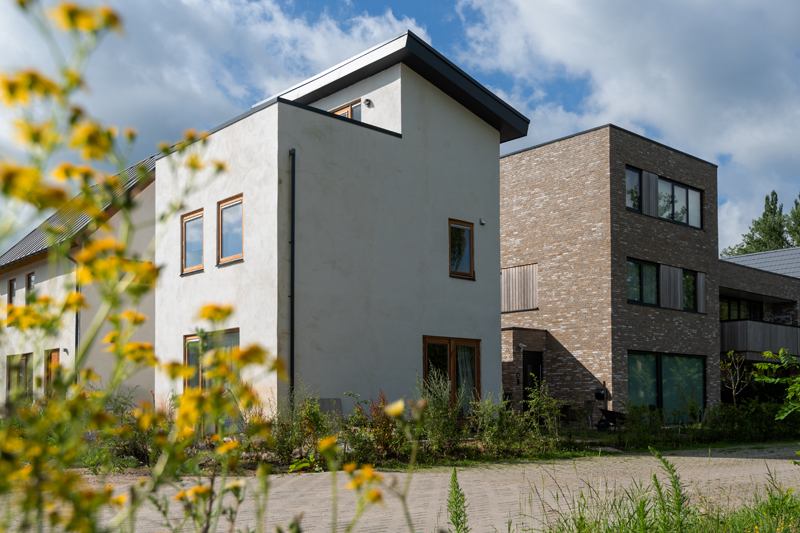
top-left (0, 156), bottom-right (156, 269)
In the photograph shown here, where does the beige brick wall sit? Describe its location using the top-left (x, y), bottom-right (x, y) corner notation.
top-left (501, 327), bottom-right (546, 409)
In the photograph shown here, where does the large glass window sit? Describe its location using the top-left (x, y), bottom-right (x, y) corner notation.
top-left (719, 297), bottom-right (763, 321)
top-left (628, 352), bottom-right (705, 421)
top-left (625, 167), bottom-right (641, 211)
top-left (683, 270), bottom-right (697, 311)
top-left (627, 259), bottom-right (658, 305)
top-left (673, 184), bottom-right (688, 224)
top-left (657, 177), bottom-right (702, 228)
top-left (423, 336), bottom-right (480, 414)
top-left (218, 195), bottom-right (243, 264)
top-left (449, 219), bottom-right (474, 279)
top-left (184, 329), bottom-right (240, 392)
top-left (182, 210), bottom-right (203, 274)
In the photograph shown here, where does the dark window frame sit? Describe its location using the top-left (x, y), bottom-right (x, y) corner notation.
top-left (8, 278), bottom-right (16, 307)
top-left (25, 272), bottom-right (34, 303)
top-left (719, 297), bottom-right (764, 322)
top-left (625, 166), bottom-right (642, 212)
top-left (657, 176), bottom-right (703, 229)
top-left (682, 269), bottom-right (698, 312)
top-left (624, 165), bottom-right (703, 230)
top-left (217, 194), bottom-right (244, 265)
top-left (422, 335), bottom-right (481, 409)
top-left (626, 258), bottom-right (660, 307)
top-left (181, 208), bottom-right (204, 275)
top-left (449, 219), bottom-right (475, 280)
top-left (628, 350), bottom-right (707, 411)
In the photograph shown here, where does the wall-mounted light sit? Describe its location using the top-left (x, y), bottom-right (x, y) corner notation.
top-left (363, 98), bottom-right (373, 107)
top-left (479, 218), bottom-right (486, 225)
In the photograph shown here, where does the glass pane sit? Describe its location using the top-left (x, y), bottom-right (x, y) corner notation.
top-left (683, 272), bottom-right (696, 310)
top-left (351, 103), bottom-right (361, 121)
top-left (740, 300), bottom-right (749, 320)
top-left (719, 299), bottom-right (729, 320)
top-left (9, 279), bottom-right (15, 305)
top-left (27, 274), bottom-right (34, 291)
top-left (184, 216), bottom-right (203, 269)
top-left (426, 343), bottom-right (448, 379)
top-left (186, 340), bottom-right (201, 389)
top-left (625, 168), bottom-right (640, 210)
top-left (455, 345), bottom-right (476, 415)
top-left (658, 179), bottom-right (673, 219)
top-left (628, 354), bottom-right (657, 408)
top-left (642, 264), bottom-right (658, 305)
top-left (450, 224), bottom-right (471, 274)
top-left (662, 356), bottom-right (704, 423)
top-left (673, 185), bottom-right (688, 223)
top-left (627, 261), bottom-right (640, 301)
top-left (731, 300), bottom-right (739, 320)
top-left (688, 189), bottom-right (701, 228)
top-left (221, 202), bottom-right (243, 259)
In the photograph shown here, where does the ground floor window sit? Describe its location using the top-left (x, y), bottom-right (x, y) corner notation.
top-left (45, 349), bottom-right (60, 394)
top-left (184, 329), bottom-right (240, 391)
top-left (423, 336), bottom-right (480, 414)
top-left (628, 351), bottom-right (705, 421)
top-left (6, 353), bottom-right (32, 398)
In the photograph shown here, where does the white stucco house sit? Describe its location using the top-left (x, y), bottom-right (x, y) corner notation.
top-left (1, 31), bottom-right (529, 413)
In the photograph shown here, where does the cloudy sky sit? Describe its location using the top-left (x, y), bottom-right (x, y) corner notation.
top-left (1, 0), bottom-right (799, 254)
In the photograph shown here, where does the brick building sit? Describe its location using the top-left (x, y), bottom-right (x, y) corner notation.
top-left (499, 124), bottom-right (800, 414)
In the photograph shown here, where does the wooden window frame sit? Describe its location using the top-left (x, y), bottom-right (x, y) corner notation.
top-left (183, 328), bottom-right (240, 392)
top-left (45, 349), bottom-right (60, 394)
top-left (626, 258), bottom-right (659, 307)
top-left (6, 353), bottom-right (31, 398)
top-left (330, 99), bottom-right (361, 120)
top-left (449, 219), bottom-right (475, 280)
top-left (217, 194), bottom-right (244, 265)
top-left (25, 272), bottom-right (34, 303)
top-left (181, 209), bottom-right (204, 274)
top-left (422, 336), bottom-right (481, 407)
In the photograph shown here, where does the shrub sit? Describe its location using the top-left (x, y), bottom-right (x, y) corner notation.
top-left (415, 369), bottom-right (464, 457)
top-left (470, 392), bottom-right (528, 456)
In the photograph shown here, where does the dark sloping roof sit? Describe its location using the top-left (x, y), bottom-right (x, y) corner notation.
top-left (255, 31), bottom-right (530, 143)
top-left (722, 247), bottom-right (800, 279)
top-left (0, 156), bottom-right (156, 270)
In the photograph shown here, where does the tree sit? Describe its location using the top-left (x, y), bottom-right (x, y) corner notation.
top-left (720, 351), bottom-right (752, 407)
top-left (787, 192), bottom-right (800, 247)
top-left (721, 190), bottom-right (789, 257)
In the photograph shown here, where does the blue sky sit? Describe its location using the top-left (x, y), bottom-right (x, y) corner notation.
top-left (2, 0), bottom-right (800, 254)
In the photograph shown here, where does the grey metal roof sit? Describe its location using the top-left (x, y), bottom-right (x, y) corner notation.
top-left (0, 156), bottom-right (156, 270)
top-left (255, 31), bottom-right (530, 143)
top-left (722, 247), bottom-right (800, 279)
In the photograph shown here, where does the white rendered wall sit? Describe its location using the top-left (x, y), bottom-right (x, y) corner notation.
top-left (278, 63), bottom-right (502, 410)
top-left (153, 106), bottom-right (281, 410)
top-left (0, 257), bottom-right (77, 403)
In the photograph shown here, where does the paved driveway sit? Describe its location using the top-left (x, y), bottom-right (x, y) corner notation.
top-left (98, 442), bottom-right (800, 532)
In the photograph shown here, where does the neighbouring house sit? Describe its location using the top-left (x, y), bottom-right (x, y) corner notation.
top-left (498, 124), bottom-right (800, 414)
top-left (152, 31), bottom-right (529, 412)
top-left (0, 161), bottom-right (157, 406)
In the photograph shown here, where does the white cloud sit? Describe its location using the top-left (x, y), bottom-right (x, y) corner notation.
top-left (0, 0), bottom-right (426, 254)
top-left (456, 0), bottom-right (800, 253)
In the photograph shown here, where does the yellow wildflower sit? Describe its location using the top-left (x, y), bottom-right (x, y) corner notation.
top-left (318, 436), bottom-right (337, 453)
top-left (231, 344), bottom-right (267, 366)
top-left (216, 441), bottom-right (239, 455)
top-left (69, 120), bottom-right (115, 160)
top-left (366, 488), bottom-right (383, 504)
top-left (64, 292), bottom-right (87, 311)
top-left (199, 303), bottom-right (233, 322)
top-left (14, 119), bottom-right (60, 150)
top-left (384, 399), bottom-right (405, 418)
top-left (343, 462), bottom-right (357, 473)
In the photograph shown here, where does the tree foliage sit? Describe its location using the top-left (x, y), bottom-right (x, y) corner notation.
top-left (721, 190), bottom-right (800, 257)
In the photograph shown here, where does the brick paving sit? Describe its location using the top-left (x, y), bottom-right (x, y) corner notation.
top-left (87, 442), bottom-right (800, 532)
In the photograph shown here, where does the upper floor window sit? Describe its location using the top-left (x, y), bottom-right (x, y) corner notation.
top-left (218, 195), bottom-right (243, 264)
top-left (8, 278), bottom-right (16, 307)
top-left (331, 100), bottom-right (361, 121)
top-left (625, 165), bottom-right (702, 229)
top-left (449, 219), bottom-right (474, 280)
top-left (627, 259), bottom-right (658, 305)
top-left (26, 272), bottom-right (34, 302)
top-left (720, 297), bottom-right (763, 321)
top-left (181, 209), bottom-right (203, 274)
top-left (683, 270), bottom-right (697, 311)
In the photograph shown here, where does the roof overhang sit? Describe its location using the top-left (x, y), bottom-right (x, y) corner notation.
top-left (257, 31), bottom-right (530, 143)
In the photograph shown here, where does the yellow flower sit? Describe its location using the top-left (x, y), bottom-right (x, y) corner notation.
top-left (187, 485), bottom-right (212, 500)
top-left (110, 494), bottom-right (127, 507)
top-left (216, 441), bottom-right (240, 455)
top-left (64, 292), bottom-right (87, 311)
top-left (343, 462), bottom-right (357, 473)
top-left (360, 464), bottom-right (382, 482)
top-left (121, 342), bottom-right (157, 366)
top-left (199, 304), bottom-right (233, 322)
top-left (119, 309), bottom-right (147, 325)
top-left (185, 154), bottom-right (205, 171)
top-left (69, 120), bottom-right (115, 160)
top-left (384, 399), bottom-right (405, 418)
top-left (318, 436), bottom-right (337, 453)
top-left (1, 161), bottom-right (42, 199)
top-left (231, 344), bottom-right (267, 366)
top-left (14, 119), bottom-right (60, 150)
top-left (174, 490), bottom-right (188, 501)
top-left (0, 70), bottom-right (61, 106)
top-left (50, 3), bottom-right (120, 33)
top-left (366, 488), bottom-right (383, 504)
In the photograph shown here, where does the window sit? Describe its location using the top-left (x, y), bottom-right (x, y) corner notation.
top-left (45, 349), bottom-right (60, 394)
top-left (683, 270), bottom-right (697, 311)
top-left (331, 100), bottom-right (361, 121)
top-left (628, 352), bottom-right (705, 422)
top-left (184, 329), bottom-right (240, 391)
top-left (627, 259), bottom-right (658, 305)
top-left (181, 209), bottom-right (203, 274)
top-left (501, 264), bottom-right (537, 312)
top-left (8, 278), bottom-right (16, 307)
top-left (423, 336), bottom-right (480, 414)
top-left (449, 219), bottom-right (474, 280)
top-left (218, 195), bottom-right (243, 264)
top-left (6, 353), bottom-right (32, 398)
top-left (657, 177), bottom-right (702, 228)
top-left (625, 167), bottom-right (641, 211)
top-left (26, 272), bottom-right (34, 303)
top-left (719, 297), bottom-right (763, 321)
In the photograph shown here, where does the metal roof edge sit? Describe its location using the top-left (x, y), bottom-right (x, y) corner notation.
top-left (719, 257), bottom-right (800, 282)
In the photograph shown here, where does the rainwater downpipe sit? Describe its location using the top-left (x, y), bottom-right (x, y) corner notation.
top-left (289, 148), bottom-right (296, 399)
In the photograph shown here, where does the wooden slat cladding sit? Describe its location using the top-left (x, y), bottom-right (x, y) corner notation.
top-left (721, 320), bottom-right (800, 356)
top-left (697, 272), bottom-right (707, 313)
top-left (641, 171), bottom-right (659, 216)
top-left (501, 263), bottom-right (537, 312)
top-left (659, 265), bottom-right (683, 310)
